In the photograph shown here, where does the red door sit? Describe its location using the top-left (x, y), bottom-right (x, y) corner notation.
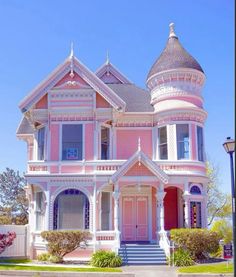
top-left (122, 196), bottom-right (148, 241)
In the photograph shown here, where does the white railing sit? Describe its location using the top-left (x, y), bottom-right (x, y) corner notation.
top-left (159, 230), bottom-right (170, 257)
top-left (27, 159), bottom-right (206, 175)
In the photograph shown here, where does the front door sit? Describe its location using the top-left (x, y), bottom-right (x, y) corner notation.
top-left (122, 196), bottom-right (148, 241)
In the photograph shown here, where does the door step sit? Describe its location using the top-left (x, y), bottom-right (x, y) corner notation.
top-left (118, 243), bottom-right (167, 265)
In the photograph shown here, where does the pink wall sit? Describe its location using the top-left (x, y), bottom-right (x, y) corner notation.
top-left (85, 123), bottom-right (94, 160)
top-left (35, 94), bottom-right (48, 109)
top-left (164, 187), bottom-right (178, 230)
top-left (50, 124), bottom-right (59, 160)
top-left (55, 72), bottom-right (89, 87)
top-left (116, 130), bottom-right (152, 159)
top-left (96, 93), bottom-right (110, 108)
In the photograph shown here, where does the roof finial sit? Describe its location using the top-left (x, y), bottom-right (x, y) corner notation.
top-left (138, 137), bottom-right (141, 151)
top-left (70, 42), bottom-right (74, 58)
top-left (106, 50), bottom-right (110, 65)
top-left (69, 42), bottom-right (74, 78)
top-left (169, 23), bottom-right (177, 38)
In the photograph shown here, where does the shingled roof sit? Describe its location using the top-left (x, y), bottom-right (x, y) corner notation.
top-left (147, 23), bottom-right (204, 81)
top-left (108, 84), bottom-right (153, 112)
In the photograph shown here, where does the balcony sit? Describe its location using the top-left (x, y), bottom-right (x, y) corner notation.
top-left (26, 159), bottom-right (206, 176)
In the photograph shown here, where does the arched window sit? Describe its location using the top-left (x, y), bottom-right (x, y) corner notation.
top-left (53, 189), bottom-right (89, 230)
top-left (190, 185), bottom-right (201, 195)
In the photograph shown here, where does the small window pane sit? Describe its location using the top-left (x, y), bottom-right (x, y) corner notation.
top-left (158, 127), bottom-right (168, 160)
top-left (190, 201), bottom-right (202, 228)
top-left (101, 127), bottom-right (109, 160)
top-left (38, 127), bottom-right (45, 160)
top-left (62, 125), bottom-right (82, 160)
top-left (101, 192), bottom-right (110, 230)
top-left (176, 124), bottom-right (189, 159)
top-left (36, 192), bottom-right (44, 231)
top-left (197, 126), bottom-right (204, 161)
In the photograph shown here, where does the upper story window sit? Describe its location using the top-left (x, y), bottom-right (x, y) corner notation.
top-left (62, 124), bottom-right (82, 160)
top-left (197, 126), bottom-right (204, 161)
top-left (38, 127), bottom-right (45, 160)
top-left (176, 124), bottom-right (189, 159)
top-left (101, 127), bottom-right (110, 160)
top-left (158, 126), bottom-right (168, 160)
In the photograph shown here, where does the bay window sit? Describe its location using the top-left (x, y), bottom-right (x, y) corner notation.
top-left (197, 126), bottom-right (204, 161)
top-left (158, 126), bottom-right (168, 160)
top-left (176, 124), bottom-right (189, 159)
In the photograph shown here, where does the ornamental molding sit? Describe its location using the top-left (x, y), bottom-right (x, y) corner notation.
top-left (49, 89), bottom-right (94, 100)
top-left (154, 109), bottom-right (207, 125)
top-left (147, 69), bottom-right (205, 91)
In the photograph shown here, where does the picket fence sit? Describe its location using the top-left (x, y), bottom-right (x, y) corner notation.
top-left (0, 224), bottom-right (29, 258)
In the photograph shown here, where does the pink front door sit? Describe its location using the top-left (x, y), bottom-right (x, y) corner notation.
top-left (122, 196), bottom-right (148, 241)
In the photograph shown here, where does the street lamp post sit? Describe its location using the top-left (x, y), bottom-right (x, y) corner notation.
top-left (223, 137), bottom-right (235, 273)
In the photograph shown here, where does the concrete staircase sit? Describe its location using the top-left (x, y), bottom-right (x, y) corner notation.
top-left (118, 242), bottom-right (167, 265)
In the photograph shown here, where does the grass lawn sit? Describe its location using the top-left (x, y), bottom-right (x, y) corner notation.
top-left (0, 259), bottom-right (31, 264)
top-left (0, 264), bottom-right (121, 272)
top-left (178, 262), bottom-right (233, 273)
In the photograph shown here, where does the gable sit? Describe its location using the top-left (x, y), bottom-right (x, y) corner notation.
top-left (95, 62), bottom-right (132, 85)
top-left (53, 71), bottom-right (90, 89)
top-left (125, 162), bottom-right (155, 176)
top-left (19, 55), bottom-right (126, 113)
top-left (99, 71), bottom-right (123, 84)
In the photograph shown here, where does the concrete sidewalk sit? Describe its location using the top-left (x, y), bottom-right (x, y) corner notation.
top-left (121, 265), bottom-right (178, 277)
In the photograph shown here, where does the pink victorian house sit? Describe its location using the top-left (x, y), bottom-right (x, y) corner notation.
top-left (17, 24), bottom-right (208, 262)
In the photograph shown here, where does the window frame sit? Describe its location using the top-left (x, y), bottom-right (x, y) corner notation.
top-left (197, 125), bottom-right (204, 162)
top-left (61, 124), bottom-right (83, 161)
top-left (158, 126), bottom-right (168, 160)
top-left (176, 124), bottom-right (190, 160)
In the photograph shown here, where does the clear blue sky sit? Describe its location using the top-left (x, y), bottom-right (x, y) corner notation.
top-left (0, 1), bottom-right (234, 193)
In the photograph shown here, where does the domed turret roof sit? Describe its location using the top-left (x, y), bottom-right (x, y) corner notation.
top-left (147, 23), bottom-right (204, 81)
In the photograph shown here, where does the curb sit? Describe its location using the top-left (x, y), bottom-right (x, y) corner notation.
top-left (0, 271), bottom-right (135, 277)
top-left (177, 274), bottom-right (233, 277)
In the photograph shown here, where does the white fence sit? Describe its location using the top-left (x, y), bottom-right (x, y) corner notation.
top-left (0, 224), bottom-right (29, 258)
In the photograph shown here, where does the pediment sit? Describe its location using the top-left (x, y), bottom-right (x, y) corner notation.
top-left (19, 55), bottom-right (126, 113)
top-left (124, 162), bottom-right (155, 176)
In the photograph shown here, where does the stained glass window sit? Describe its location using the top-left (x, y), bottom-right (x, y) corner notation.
top-left (190, 185), bottom-right (201, 195)
top-left (53, 189), bottom-right (89, 230)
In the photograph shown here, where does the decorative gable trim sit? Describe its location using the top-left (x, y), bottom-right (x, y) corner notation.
top-left (111, 150), bottom-right (169, 184)
top-left (95, 62), bottom-right (132, 84)
top-left (19, 56), bottom-right (126, 113)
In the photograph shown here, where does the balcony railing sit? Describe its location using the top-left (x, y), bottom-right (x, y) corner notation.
top-left (26, 160), bottom-right (206, 175)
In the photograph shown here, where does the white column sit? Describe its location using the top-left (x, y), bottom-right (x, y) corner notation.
top-left (183, 194), bottom-right (190, 228)
top-left (155, 183), bottom-right (166, 242)
top-left (93, 183), bottom-right (97, 252)
top-left (44, 190), bottom-right (50, 230)
top-left (112, 183), bottom-right (120, 253)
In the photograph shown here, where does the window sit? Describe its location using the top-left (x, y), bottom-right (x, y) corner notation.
top-left (176, 124), bottom-right (189, 159)
top-left (158, 126), bottom-right (168, 160)
top-left (38, 127), bottom-right (45, 160)
top-left (190, 185), bottom-right (201, 195)
top-left (53, 189), bottom-right (89, 230)
top-left (101, 127), bottom-right (109, 160)
top-left (36, 192), bottom-right (44, 231)
top-left (101, 192), bottom-right (111, 230)
top-left (190, 201), bottom-right (202, 228)
top-left (197, 126), bottom-right (204, 161)
top-left (62, 125), bottom-right (82, 160)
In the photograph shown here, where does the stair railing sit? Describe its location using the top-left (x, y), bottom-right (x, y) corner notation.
top-left (159, 230), bottom-right (170, 257)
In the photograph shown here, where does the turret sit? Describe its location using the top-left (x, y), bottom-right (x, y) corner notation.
top-left (146, 23), bottom-right (205, 113)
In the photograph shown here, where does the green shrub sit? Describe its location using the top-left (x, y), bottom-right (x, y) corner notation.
top-left (37, 252), bottom-right (63, 263)
top-left (41, 230), bottom-right (90, 260)
top-left (168, 249), bottom-right (194, 267)
top-left (170, 228), bottom-right (220, 260)
top-left (90, 250), bottom-right (122, 267)
top-left (37, 252), bottom-right (51, 261)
